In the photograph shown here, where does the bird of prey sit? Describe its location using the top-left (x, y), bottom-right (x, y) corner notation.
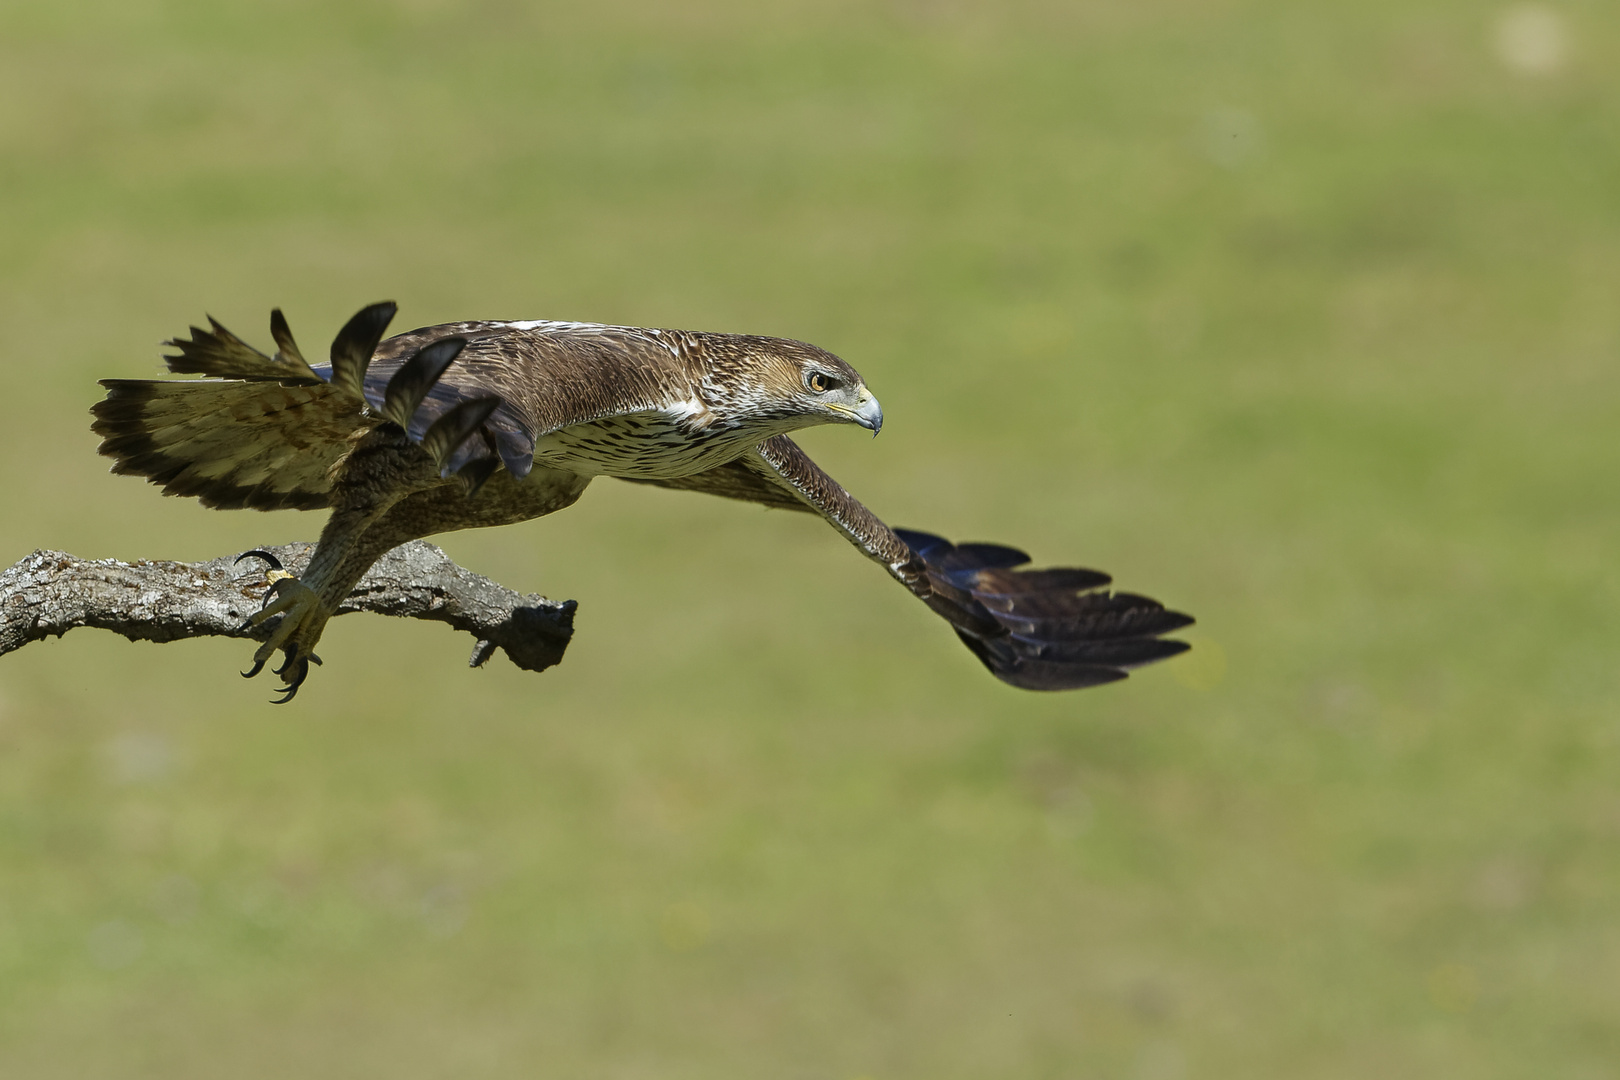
top-left (91, 302), bottom-right (1191, 702)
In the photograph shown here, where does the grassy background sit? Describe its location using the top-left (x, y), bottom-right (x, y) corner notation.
top-left (1, 0), bottom-right (1616, 1075)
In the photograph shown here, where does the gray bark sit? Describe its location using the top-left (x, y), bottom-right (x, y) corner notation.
top-left (0, 541), bottom-right (574, 673)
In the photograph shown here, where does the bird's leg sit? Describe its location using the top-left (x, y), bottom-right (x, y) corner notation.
top-left (240, 428), bottom-right (442, 702)
top-left (240, 500), bottom-right (400, 702)
top-left (237, 439), bottom-right (591, 702)
top-left (235, 550), bottom-right (307, 680)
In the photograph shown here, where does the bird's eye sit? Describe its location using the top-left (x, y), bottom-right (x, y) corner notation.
top-left (806, 371), bottom-right (836, 393)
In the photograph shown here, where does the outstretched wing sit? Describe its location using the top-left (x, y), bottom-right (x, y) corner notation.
top-left (636, 435), bottom-right (1193, 690)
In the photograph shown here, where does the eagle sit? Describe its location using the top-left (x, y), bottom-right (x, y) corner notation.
top-left (91, 302), bottom-right (1191, 702)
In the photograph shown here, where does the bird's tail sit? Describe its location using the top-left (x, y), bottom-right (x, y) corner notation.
top-left (92, 377), bottom-right (365, 510)
top-left (91, 314), bottom-right (365, 511)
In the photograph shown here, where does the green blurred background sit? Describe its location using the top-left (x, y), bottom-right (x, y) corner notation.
top-left (1, 0), bottom-right (1615, 1075)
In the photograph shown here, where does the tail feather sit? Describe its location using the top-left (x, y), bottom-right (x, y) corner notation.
top-left (92, 378), bottom-right (360, 511)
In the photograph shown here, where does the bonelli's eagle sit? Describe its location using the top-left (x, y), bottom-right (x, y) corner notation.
top-left (93, 303), bottom-right (1192, 701)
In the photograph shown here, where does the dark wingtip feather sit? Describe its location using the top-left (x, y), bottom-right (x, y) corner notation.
top-left (421, 395), bottom-right (502, 473)
top-left (990, 662), bottom-right (1132, 692)
top-left (958, 566), bottom-right (1114, 596)
top-left (456, 456), bottom-right (501, 496)
top-left (382, 336), bottom-right (467, 430)
top-left (945, 542), bottom-right (1030, 571)
top-left (1008, 635), bottom-right (1192, 668)
top-left (954, 631), bottom-right (1132, 690)
top-left (494, 422), bottom-right (537, 480)
top-left (893, 528), bottom-right (952, 560)
top-left (354, 329), bottom-right (516, 492)
top-left (328, 301), bottom-right (398, 399)
top-left (899, 527), bottom-right (1192, 692)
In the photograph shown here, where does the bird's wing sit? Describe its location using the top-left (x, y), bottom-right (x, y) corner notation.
top-left (636, 434), bottom-right (1193, 690)
top-left (95, 306), bottom-right (693, 508)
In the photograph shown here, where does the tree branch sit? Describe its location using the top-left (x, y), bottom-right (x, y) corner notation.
top-left (0, 541), bottom-right (575, 673)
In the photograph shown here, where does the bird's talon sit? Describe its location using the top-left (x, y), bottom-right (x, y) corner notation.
top-left (234, 549), bottom-right (283, 571)
top-left (268, 654), bottom-right (313, 703)
top-left (238, 578), bottom-right (329, 700)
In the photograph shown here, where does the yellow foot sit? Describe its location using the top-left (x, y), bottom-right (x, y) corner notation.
top-left (241, 576), bottom-right (331, 704)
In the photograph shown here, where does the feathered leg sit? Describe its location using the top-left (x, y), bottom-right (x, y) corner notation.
top-left (241, 455), bottom-right (593, 702)
top-left (238, 306), bottom-right (505, 702)
top-left (242, 425), bottom-right (436, 701)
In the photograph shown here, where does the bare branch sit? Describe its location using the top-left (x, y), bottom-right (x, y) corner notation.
top-left (0, 541), bottom-right (575, 673)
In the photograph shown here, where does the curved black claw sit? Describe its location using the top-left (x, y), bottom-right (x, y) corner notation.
top-left (269, 654), bottom-right (313, 705)
top-left (234, 549), bottom-right (284, 572)
top-left (241, 657), bottom-right (268, 679)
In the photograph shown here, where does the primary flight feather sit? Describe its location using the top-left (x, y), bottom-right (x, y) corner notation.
top-left (92, 302), bottom-right (1192, 701)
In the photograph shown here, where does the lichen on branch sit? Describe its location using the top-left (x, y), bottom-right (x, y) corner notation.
top-left (0, 540), bottom-right (575, 674)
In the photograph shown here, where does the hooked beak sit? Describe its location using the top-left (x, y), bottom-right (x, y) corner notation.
top-left (852, 387), bottom-right (883, 436)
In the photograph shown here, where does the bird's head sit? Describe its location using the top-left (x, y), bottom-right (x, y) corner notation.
top-left (709, 335), bottom-right (883, 436)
